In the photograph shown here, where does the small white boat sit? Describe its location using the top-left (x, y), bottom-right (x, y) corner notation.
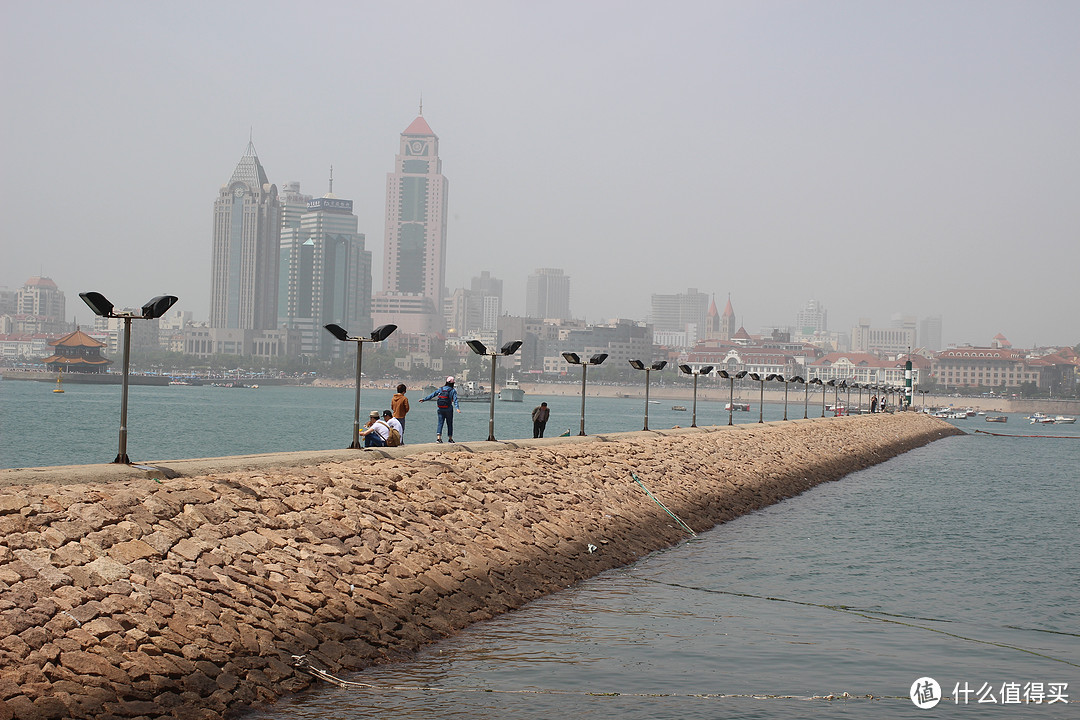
top-left (671, 405), bottom-right (687, 411)
top-left (1030, 413), bottom-right (1054, 424)
top-left (498, 377), bottom-right (525, 402)
top-left (985, 415), bottom-right (1008, 423)
top-left (1053, 415), bottom-right (1076, 424)
top-left (725, 402), bottom-right (751, 411)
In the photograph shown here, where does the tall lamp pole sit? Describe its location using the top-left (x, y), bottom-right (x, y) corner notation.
top-left (80, 292), bottom-right (178, 464)
top-left (563, 352), bottom-right (608, 436)
top-left (809, 378), bottom-right (824, 417)
top-left (466, 340), bottom-right (523, 441)
top-left (324, 323), bottom-right (397, 448)
top-left (678, 364), bottom-right (714, 428)
top-left (718, 369), bottom-right (748, 426)
top-left (629, 359), bottom-right (667, 430)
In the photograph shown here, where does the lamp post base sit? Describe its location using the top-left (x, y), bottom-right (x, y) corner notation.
top-left (112, 454), bottom-right (130, 464)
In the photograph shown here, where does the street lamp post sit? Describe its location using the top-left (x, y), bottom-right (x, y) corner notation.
top-left (718, 370), bottom-right (748, 426)
top-left (466, 339), bottom-right (523, 441)
top-left (779, 375), bottom-right (804, 421)
top-left (79, 291), bottom-right (178, 464)
top-left (748, 373), bottom-right (770, 423)
top-left (809, 378), bottom-right (824, 417)
top-left (678, 364), bottom-right (714, 428)
top-left (629, 359), bottom-right (667, 430)
top-left (563, 352), bottom-right (608, 436)
top-left (324, 323), bottom-right (398, 448)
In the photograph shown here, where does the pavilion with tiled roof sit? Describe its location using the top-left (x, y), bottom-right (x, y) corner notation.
top-left (41, 328), bottom-right (112, 373)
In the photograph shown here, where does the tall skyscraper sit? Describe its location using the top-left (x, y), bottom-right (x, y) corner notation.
top-left (279, 173), bottom-right (372, 357)
top-left (210, 141), bottom-right (281, 330)
top-left (526, 268), bottom-right (571, 320)
top-left (373, 110), bottom-right (449, 335)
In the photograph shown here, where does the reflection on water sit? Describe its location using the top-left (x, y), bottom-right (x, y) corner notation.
top-left (246, 426), bottom-right (1080, 720)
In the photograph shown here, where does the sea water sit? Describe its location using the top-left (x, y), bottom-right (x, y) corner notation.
top-left (1, 379), bottom-right (804, 469)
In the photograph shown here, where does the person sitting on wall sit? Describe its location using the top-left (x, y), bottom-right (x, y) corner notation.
top-left (358, 410), bottom-right (390, 447)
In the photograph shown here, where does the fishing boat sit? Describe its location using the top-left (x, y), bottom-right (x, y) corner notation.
top-left (1030, 413), bottom-right (1054, 424)
top-left (671, 405), bottom-right (687, 411)
top-left (985, 415), bottom-right (1008, 423)
top-left (498, 377), bottom-right (525, 402)
top-left (725, 402), bottom-right (751, 411)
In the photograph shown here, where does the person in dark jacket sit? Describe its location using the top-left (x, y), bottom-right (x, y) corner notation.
top-left (419, 376), bottom-right (461, 443)
top-left (531, 402), bottom-right (550, 438)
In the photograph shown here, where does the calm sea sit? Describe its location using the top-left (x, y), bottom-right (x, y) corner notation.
top-left (1, 379), bottom-right (817, 469)
top-left (3, 380), bottom-right (1077, 719)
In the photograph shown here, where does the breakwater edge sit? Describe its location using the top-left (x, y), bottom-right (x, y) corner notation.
top-left (0, 413), bottom-right (961, 719)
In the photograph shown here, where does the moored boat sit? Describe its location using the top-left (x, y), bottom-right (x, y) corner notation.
top-left (985, 415), bottom-right (1008, 423)
top-left (725, 402), bottom-right (751, 411)
top-left (671, 405), bottom-right (687, 411)
top-left (498, 377), bottom-right (525, 402)
top-left (1053, 415), bottom-right (1076, 424)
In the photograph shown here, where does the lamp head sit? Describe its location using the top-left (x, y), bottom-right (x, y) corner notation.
top-left (500, 340), bottom-right (523, 356)
top-left (767, 374), bottom-right (779, 381)
top-left (324, 323), bottom-right (350, 341)
top-left (791, 376), bottom-right (805, 383)
top-left (678, 364), bottom-right (692, 375)
top-left (735, 370), bottom-right (748, 379)
top-left (699, 365), bottom-right (714, 375)
top-left (749, 372), bottom-right (761, 381)
top-left (628, 359), bottom-right (646, 370)
top-left (589, 353), bottom-right (609, 365)
top-left (140, 295), bottom-right (178, 319)
top-left (827, 379), bottom-right (837, 386)
top-left (717, 370), bottom-right (730, 379)
top-left (465, 339), bottom-right (488, 355)
top-left (370, 324), bottom-right (397, 342)
top-left (562, 352), bottom-right (581, 365)
top-left (810, 378), bottom-right (822, 385)
top-left (79, 292), bottom-right (115, 318)
top-left (651, 360), bottom-right (667, 371)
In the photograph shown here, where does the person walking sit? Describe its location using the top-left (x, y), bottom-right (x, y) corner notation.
top-left (870, 395), bottom-right (878, 413)
top-left (531, 401), bottom-right (550, 438)
top-left (420, 376), bottom-right (461, 443)
top-left (391, 384), bottom-right (410, 444)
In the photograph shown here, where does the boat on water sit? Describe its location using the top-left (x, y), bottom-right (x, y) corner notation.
top-left (498, 377), bottom-right (525, 402)
top-left (985, 415), bottom-right (1008, 423)
top-left (671, 405), bottom-right (687, 411)
top-left (1030, 413), bottom-right (1055, 424)
top-left (1052, 415), bottom-right (1076, 424)
top-left (725, 402), bottom-right (751, 411)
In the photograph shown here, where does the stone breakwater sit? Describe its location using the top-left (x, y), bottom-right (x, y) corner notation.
top-left (0, 414), bottom-right (961, 719)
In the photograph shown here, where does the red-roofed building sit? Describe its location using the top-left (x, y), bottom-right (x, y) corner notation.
top-left (930, 346), bottom-right (1042, 390)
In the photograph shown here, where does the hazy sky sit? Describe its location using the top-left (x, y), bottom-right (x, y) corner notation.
top-left (3, 1), bottom-right (1078, 349)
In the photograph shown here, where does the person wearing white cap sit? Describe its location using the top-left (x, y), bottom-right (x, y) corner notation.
top-left (419, 376), bottom-right (461, 443)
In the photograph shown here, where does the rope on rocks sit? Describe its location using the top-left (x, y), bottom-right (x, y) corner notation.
top-left (630, 472), bottom-right (696, 536)
top-left (974, 430), bottom-right (1080, 439)
top-left (292, 655), bottom-right (896, 702)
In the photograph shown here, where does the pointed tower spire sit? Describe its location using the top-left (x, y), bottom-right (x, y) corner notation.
top-left (419, 93), bottom-right (423, 116)
top-left (328, 165), bottom-right (334, 195)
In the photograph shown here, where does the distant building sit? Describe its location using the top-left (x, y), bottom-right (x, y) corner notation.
top-left (279, 174), bottom-right (372, 358)
top-left (526, 268), bottom-right (571, 320)
top-left (850, 318), bottom-right (916, 356)
top-left (210, 141), bottom-right (281, 331)
top-left (919, 315), bottom-right (943, 353)
top-left (650, 288), bottom-right (709, 342)
top-left (931, 346), bottom-right (1043, 390)
top-left (794, 299), bottom-right (828, 339)
top-left (374, 110), bottom-right (449, 335)
top-left (41, 328), bottom-right (111, 374)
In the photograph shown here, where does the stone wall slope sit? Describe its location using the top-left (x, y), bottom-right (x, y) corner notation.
top-left (0, 414), bottom-right (962, 719)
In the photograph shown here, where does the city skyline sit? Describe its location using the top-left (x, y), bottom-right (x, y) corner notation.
top-left (2, 2), bottom-right (1079, 349)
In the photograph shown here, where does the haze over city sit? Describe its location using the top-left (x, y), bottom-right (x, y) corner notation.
top-left (2, 1), bottom-right (1078, 349)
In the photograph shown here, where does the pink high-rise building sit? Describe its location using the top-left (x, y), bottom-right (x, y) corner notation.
top-left (372, 111), bottom-right (449, 335)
